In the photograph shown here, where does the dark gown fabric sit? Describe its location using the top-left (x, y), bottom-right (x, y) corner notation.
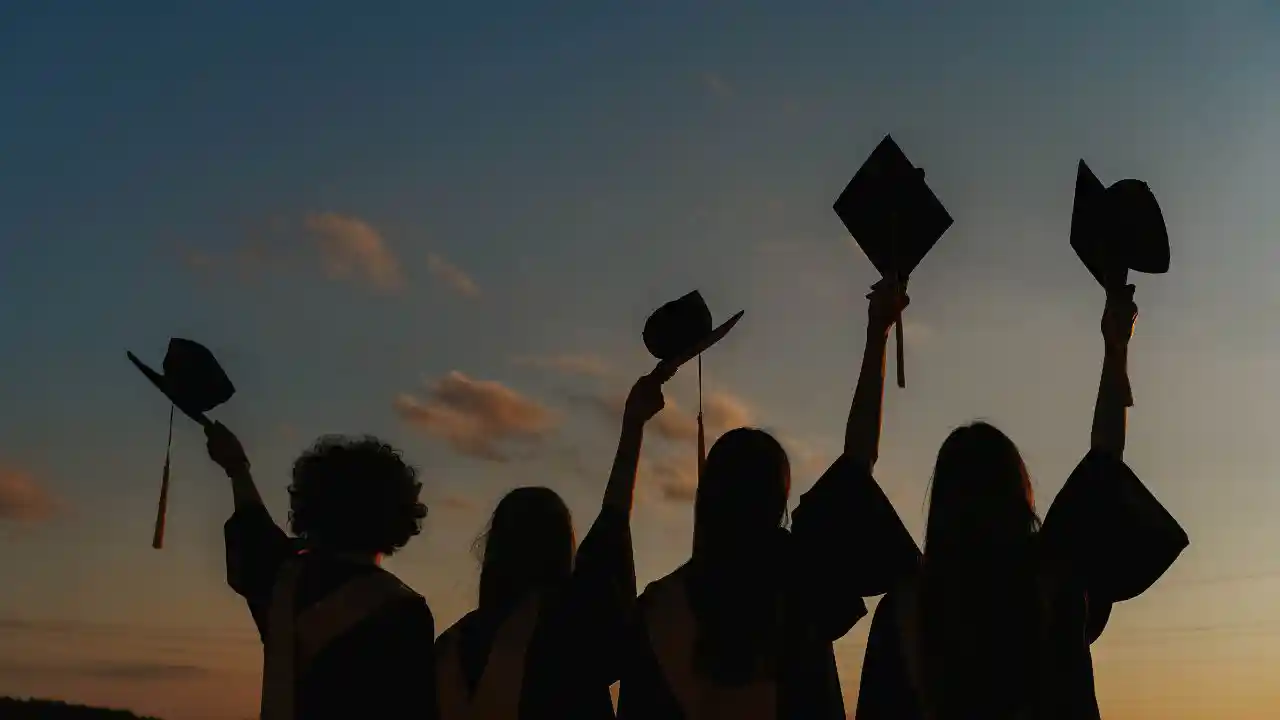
top-left (440, 505), bottom-right (636, 720)
top-left (225, 503), bottom-right (438, 720)
top-left (616, 454), bottom-right (922, 720)
top-left (855, 450), bottom-right (1189, 720)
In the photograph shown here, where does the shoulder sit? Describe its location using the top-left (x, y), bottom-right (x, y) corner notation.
top-left (638, 566), bottom-right (688, 604)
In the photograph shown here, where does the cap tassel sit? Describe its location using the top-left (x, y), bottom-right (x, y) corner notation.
top-left (152, 404), bottom-right (173, 550)
top-left (697, 356), bottom-right (706, 482)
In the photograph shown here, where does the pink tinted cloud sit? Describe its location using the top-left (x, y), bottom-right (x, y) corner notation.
top-left (395, 372), bottom-right (557, 462)
top-left (0, 465), bottom-right (58, 522)
top-left (304, 212), bottom-right (405, 291)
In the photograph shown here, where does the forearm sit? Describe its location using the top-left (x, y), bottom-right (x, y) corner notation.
top-left (602, 418), bottom-right (644, 516)
top-left (1090, 345), bottom-right (1130, 458)
top-left (228, 467), bottom-right (265, 511)
top-left (845, 329), bottom-right (890, 470)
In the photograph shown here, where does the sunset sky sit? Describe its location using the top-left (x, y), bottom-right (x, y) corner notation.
top-left (3, 2), bottom-right (1280, 719)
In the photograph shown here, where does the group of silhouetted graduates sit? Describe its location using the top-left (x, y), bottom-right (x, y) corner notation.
top-left (196, 280), bottom-right (1188, 720)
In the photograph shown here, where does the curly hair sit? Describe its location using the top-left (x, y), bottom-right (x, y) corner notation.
top-left (288, 435), bottom-right (427, 556)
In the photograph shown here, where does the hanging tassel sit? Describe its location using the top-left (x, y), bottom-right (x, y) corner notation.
top-left (697, 355), bottom-right (706, 482)
top-left (152, 404), bottom-right (174, 550)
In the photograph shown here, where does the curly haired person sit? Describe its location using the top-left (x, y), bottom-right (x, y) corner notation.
top-left (206, 424), bottom-right (437, 720)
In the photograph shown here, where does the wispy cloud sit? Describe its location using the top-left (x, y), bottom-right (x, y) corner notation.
top-left (304, 212), bottom-right (405, 292)
top-left (0, 465), bottom-right (58, 522)
top-left (587, 388), bottom-right (755, 445)
top-left (647, 452), bottom-right (699, 503)
top-left (511, 354), bottom-right (611, 378)
top-left (394, 372), bottom-right (557, 462)
top-left (0, 659), bottom-right (210, 682)
top-left (701, 71), bottom-right (733, 99)
top-left (436, 494), bottom-right (477, 512)
top-left (426, 252), bottom-right (480, 298)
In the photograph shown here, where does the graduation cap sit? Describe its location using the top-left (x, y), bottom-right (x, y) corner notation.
top-left (643, 291), bottom-right (744, 481)
top-left (834, 134), bottom-right (953, 388)
top-left (1070, 160), bottom-right (1170, 291)
top-left (127, 338), bottom-right (235, 549)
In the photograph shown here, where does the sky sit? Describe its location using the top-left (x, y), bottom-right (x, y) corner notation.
top-left (1, 1), bottom-right (1279, 718)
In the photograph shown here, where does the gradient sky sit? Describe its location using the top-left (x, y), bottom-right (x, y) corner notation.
top-left (2, 2), bottom-right (1279, 718)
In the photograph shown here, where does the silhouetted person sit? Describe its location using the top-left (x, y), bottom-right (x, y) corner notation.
top-left (434, 369), bottom-right (667, 719)
top-left (615, 288), bottom-right (919, 720)
top-left (854, 285), bottom-right (1189, 720)
top-left (205, 423), bottom-right (436, 720)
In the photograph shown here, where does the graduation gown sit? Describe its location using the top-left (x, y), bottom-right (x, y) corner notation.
top-left (434, 505), bottom-right (636, 720)
top-left (854, 450), bottom-right (1189, 720)
top-left (225, 504), bottom-right (438, 720)
top-left (616, 454), bottom-right (921, 720)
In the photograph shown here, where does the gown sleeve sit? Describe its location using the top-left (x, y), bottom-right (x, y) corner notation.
top-left (224, 502), bottom-right (295, 637)
top-left (1041, 450), bottom-right (1189, 614)
top-left (561, 504), bottom-right (638, 687)
top-left (854, 593), bottom-right (919, 720)
top-left (789, 454), bottom-right (921, 641)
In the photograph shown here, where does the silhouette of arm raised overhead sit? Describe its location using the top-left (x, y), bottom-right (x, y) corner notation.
top-left (602, 364), bottom-right (671, 515)
top-left (561, 367), bottom-right (667, 693)
top-left (845, 280), bottom-right (908, 472)
top-left (1043, 287), bottom-right (1188, 616)
top-left (205, 422), bottom-right (293, 630)
top-left (1091, 285), bottom-right (1136, 458)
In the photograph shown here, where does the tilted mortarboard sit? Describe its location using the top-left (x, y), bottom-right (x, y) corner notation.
top-left (1070, 160), bottom-right (1170, 290)
top-left (127, 338), bottom-right (235, 549)
top-left (643, 291), bottom-right (744, 481)
top-left (834, 134), bottom-right (953, 388)
top-left (1070, 160), bottom-right (1169, 407)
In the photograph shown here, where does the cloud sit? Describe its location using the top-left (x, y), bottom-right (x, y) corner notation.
top-left (0, 465), bottom-right (57, 522)
top-left (0, 659), bottom-right (209, 682)
top-left (778, 435), bottom-right (832, 478)
top-left (583, 386), bottom-right (755, 445)
top-left (511, 354), bottom-right (610, 378)
top-left (395, 372), bottom-right (557, 462)
top-left (303, 212), bottom-right (404, 291)
top-left (701, 71), bottom-right (733, 99)
top-left (426, 252), bottom-right (480, 298)
top-left (436, 494), bottom-right (477, 512)
top-left (648, 453), bottom-right (699, 503)
top-left (901, 320), bottom-right (935, 344)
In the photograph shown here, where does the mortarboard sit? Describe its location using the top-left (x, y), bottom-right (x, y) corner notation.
top-left (643, 291), bottom-right (744, 481)
top-left (127, 338), bottom-right (235, 549)
top-left (834, 134), bottom-right (953, 388)
top-left (1070, 161), bottom-right (1169, 408)
top-left (1070, 159), bottom-right (1170, 291)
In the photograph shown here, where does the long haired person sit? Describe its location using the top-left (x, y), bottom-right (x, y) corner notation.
top-left (434, 368), bottom-right (668, 719)
top-left (615, 282), bottom-right (920, 720)
top-left (854, 285), bottom-right (1189, 720)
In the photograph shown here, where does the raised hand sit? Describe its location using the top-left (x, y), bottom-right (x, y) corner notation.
top-left (205, 421), bottom-right (250, 477)
top-left (867, 278), bottom-right (910, 339)
top-left (623, 367), bottom-right (669, 426)
top-left (1102, 284), bottom-right (1138, 351)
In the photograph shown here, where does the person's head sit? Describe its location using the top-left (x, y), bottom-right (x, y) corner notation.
top-left (288, 436), bottom-right (427, 557)
top-left (693, 428), bottom-right (791, 561)
top-left (924, 421), bottom-right (1039, 558)
top-left (475, 486), bottom-right (575, 612)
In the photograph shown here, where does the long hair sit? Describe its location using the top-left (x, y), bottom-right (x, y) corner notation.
top-left (919, 422), bottom-right (1043, 716)
top-left (474, 486), bottom-right (575, 616)
top-left (687, 428), bottom-right (791, 683)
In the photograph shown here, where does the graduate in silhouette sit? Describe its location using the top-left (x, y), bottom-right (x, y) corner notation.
top-left (205, 423), bottom-right (436, 720)
top-left (615, 291), bottom-right (919, 720)
top-left (853, 282), bottom-right (1189, 720)
top-left (434, 366), bottom-right (669, 720)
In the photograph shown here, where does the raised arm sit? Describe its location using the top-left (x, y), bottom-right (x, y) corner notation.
top-left (1090, 285), bottom-right (1137, 459)
top-left (206, 421), bottom-right (265, 511)
top-left (845, 280), bottom-right (909, 472)
top-left (602, 365), bottom-right (671, 515)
